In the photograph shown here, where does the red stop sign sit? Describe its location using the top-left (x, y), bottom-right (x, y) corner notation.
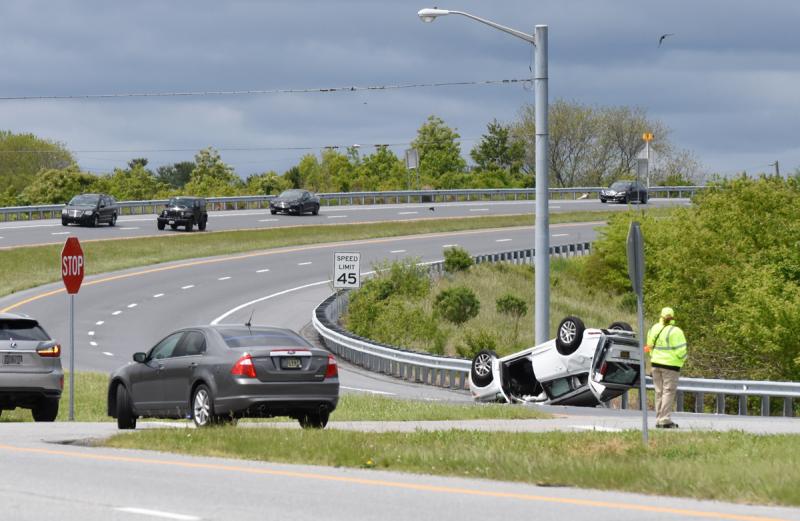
top-left (61, 237), bottom-right (84, 294)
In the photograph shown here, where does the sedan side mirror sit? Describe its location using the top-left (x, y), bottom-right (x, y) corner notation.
top-left (133, 352), bottom-right (147, 363)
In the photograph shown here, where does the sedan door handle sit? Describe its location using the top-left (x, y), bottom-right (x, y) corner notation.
top-left (190, 362), bottom-right (198, 369)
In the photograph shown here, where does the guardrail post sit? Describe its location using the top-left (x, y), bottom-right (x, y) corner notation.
top-left (784, 397), bottom-right (794, 417)
top-left (695, 392), bottom-right (705, 413)
top-left (716, 394), bottom-right (725, 414)
top-left (738, 395), bottom-right (748, 416)
top-left (621, 391), bottom-right (628, 409)
top-left (761, 396), bottom-right (771, 416)
top-left (676, 391), bottom-right (684, 412)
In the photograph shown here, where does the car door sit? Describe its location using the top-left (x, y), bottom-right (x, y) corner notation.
top-left (301, 191), bottom-right (310, 212)
top-left (159, 330), bottom-right (207, 416)
top-left (129, 332), bottom-right (184, 414)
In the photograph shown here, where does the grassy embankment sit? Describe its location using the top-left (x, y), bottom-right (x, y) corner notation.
top-left (2, 211), bottom-right (616, 299)
top-left (105, 427), bottom-right (800, 507)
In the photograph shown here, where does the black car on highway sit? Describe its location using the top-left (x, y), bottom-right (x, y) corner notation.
top-left (269, 189), bottom-right (320, 215)
top-left (107, 325), bottom-right (339, 429)
top-left (600, 181), bottom-right (648, 204)
top-left (62, 193), bottom-right (119, 226)
top-left (157, 196), bottom-right (208, 231)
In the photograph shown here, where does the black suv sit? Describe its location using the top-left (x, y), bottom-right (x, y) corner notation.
top-left (157, 197), bottom-right (208, 231)
top-left (62, 193), bottom-right (119, 226)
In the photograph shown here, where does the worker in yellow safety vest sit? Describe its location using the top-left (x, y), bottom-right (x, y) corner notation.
top-left (645, 307), bottom-right (687, 429)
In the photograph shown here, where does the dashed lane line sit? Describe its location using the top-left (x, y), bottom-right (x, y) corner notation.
top-left (256, 269), bottom-right (270, 273)
top-left (552, 233), bottom-right (569, 237)
top-left (153, 293), bottom-right (164, 298)
top-left (114, 507), bottom-right (200, 521)
top-left (112, 311), bottom-right (122, 316)
top-left (341, 386), bottom-right (396, 396)
top-left (398, 211), bottom-right (418, 215)
top-left (88, 331), bottom-right (95, 336)
top-left (297, 262), bottom-right (312, 266)
top-left (102, 352), bottom-right (114, 357)
top-left (390, 250), bottom-right (406, 254)
top-left (90, 341), bottom-right (98, 347)
top-left (95, 321), bottom-right (104, 326)
top-left (496, 239), bottom-right (512, 242)
top-left (181, 285), bottom-right (194, 290)
top-left (326, 215), bottom-right (347, 219)
top-left (127, 303), bottom-right (137, 308)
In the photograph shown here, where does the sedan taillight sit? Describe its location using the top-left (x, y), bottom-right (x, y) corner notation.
top-left (231, 353), bottom-right (257, 378)
top-left (36, 344), bottom-right (61, 358)
top-left (325, 354), bottom-right (338, 379)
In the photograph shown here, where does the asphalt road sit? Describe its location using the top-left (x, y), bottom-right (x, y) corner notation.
top-left (0, 198), bottom-right (688, 249)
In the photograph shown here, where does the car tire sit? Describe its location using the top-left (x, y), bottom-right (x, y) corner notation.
top-left (198, 218), bottom-right (207, 231)
top-left (470, 349), bottom-right (496, 387)
top-left (32, 397), bottom-right (59, 422)
top-left (600, 198), bottom-right (606, 203)
top-left (298, 409), bottom-right (329, 429)
top-left (641, 193), bottom-right (648, 204)
top-left (608, 321), bottom-right (633, 332)
top-left (192, 384), bottom-right (215, 428)
top-left (157, 221), bottom-right (165, 230)
top-left (556, 316), bottom-right (586, 356)
top-left (185, 220), bottom-right (193, 232)
top-left (312, 205), bottom-right (319, 216)
top-left (61, 219), bottom-right (68, 226)
top-left (110, 213), bottom-right (117, 226)
top-left (270, 209), bottom-right (277, 215)
top-left (92, 214), bottom-right (100, 227)
top-left (170, 224), bottom-right (178, 230)
top-left (622, 194), bottom-right (629, 204)
top-left (116, 383), bottom-right (137, 430)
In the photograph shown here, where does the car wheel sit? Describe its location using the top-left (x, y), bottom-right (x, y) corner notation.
top-left (170, 224), bottom-right (178, 230)
top-left (185, 219), bottom-right (193, 232)
top-left (116, 383), bottom-right (137, 429)
top-left (470, 349), bottom-right (496, 387)
top-left (608, 321), bottom-right (634, 332)
top-left (32, 397), bottom-right (59, 422)
top-left (110, 213), bottom-right (117, 226)
top-left (312, 204), bottom-right (319, 216)
top-left (298, 409), bottom-right (329, 429)
top-left (556, 316), bottom-right (586, 356)
top-left (92, 214), bottom-right (100, 227)
top-left (198, 217), bottom-right (207, 231)
top-left (270, 210), bottom-right (277, 215)
top-left (622, 194), bottom-right (629, 204)
top-left (157, 221), bottom-right (165, 230)
top-left (600, 198), bottom-right (606, 203)
top-left (641, 193), bottom-right (648, 204)
top-left (61, 219), bottom-right (68, 226)
top-left (192, 384), bottom-right (215, 428)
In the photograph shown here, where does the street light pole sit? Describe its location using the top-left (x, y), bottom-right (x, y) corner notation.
top-left (418, 8), bottom-right (550, 343)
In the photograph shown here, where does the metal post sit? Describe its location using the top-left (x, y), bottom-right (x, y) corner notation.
top-left (69, 294), bottom-right (75, 421)
top-left (646, 140), bottom-right (650, 190)
top-left (636, 293), bottom-right (648, 443)
top-left (534, 24), bottom-right (550, 344)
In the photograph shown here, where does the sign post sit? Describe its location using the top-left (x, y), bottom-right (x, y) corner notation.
top-left (627, 221), bottom-right (648, 445)
top-left (333, 252), bottom-right (361, 290)
top-left (61, 237), bottom-right (84, 421)
top-left (642, 132), bottom-right (654, 190)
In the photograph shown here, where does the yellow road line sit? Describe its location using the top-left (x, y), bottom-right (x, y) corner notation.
top-left (0, 443), bottom-right (790, 521)
top-left (1, 222), bottom-right (597, 314)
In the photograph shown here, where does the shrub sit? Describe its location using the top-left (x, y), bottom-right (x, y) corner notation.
top-left (443, 246), bottom-right (474, 273)
top-left (456, 329), bottom-right (498, 359)
top-left (434, 286), bottom-right (480, 325)
top-left (496, 294), bottom-right (528, 343)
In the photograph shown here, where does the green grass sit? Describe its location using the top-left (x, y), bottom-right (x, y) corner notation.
top-left (0, 211), bottom-right (622, 301)
top-left (0, 371), bottom-right (108, 422)
top-left (104, 428), bottom-right (800, 507)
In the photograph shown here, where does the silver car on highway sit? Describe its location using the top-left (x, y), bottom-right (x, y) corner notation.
top-left (108, 324), bottom-right (339, 429)
top-left (0, 313), bottom-right (63, 421)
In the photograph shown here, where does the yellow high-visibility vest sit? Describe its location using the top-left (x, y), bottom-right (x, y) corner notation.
top-left (646, 322), bottom-right (687, 369)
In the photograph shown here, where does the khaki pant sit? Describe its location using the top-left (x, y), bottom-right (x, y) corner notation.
top-left (652, 366), bottom-right (680, 425)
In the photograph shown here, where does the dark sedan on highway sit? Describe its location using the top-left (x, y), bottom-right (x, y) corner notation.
top-left (62, 193), bottom-right (119, 227)
top-left (600, 181), bottom-right (648, 204)
top-left (107, 325), bottom-right (339, 429)
top-left (269, 189), bottom-right (320, 215)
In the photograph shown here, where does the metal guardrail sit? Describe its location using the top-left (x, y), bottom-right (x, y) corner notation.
top-left (0, 186), bottom-right (706, 222)
top-left (312, 243), bottom-right (799, 418)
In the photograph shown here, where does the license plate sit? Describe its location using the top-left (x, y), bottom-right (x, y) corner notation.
top-left (3, 354), bottom-right (23, 365)
top-left (620, 351), bottom-right (630, 359)
top-left (281, 357), bottom-right (302, 369)
top-left (168, 220), bottom-right (175, 225)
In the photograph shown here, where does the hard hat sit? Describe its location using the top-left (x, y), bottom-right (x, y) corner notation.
top-left (660, 307), bottom-right (675, 319)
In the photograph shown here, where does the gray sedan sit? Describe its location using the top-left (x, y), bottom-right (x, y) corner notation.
top-left (107, 325), bottom-right (339, 429)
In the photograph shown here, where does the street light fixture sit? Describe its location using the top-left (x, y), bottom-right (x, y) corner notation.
top-left (418, 8), bottom-right (551, 344)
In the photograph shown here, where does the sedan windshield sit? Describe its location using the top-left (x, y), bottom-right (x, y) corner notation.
top-left (68, 194), bottom-right (100, 206)
top-left (610, 182), bottom-right (632, 190)
top-left (219, 328), bottom-right (308, 348)
top-left (278, 190), bottom-right (304, 199)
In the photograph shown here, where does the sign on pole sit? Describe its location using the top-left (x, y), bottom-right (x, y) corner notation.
top-left (61, 237), bottom-right (84, 422)
top-left (333, 252), bottom-right (361, 289)
top-left (626, 221), bottom-right (649, 444)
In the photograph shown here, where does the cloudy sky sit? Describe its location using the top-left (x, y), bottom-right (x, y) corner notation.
top-left (2, 0), bottom-right (798, 179)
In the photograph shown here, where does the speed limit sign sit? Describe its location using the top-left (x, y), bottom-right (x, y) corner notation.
top-left (333, 252), bottom-right (361, 289)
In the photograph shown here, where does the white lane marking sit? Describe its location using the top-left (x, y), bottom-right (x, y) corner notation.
top-left (397, 211), bottom-right (418, 215)
top-left (211, 280), bottom-right (331, 325)
top-left (341, 386), bottom-right (396, 396)
top-left (218, 276), bottom-right (231, 281)
top-left (95, 321), bottom-right (104, 326)
top-left (127, 303), bottom-right (137, 308)
top-left (297, 261), bottom-right (312, 266)
top-left (153, 293), bottom-right (164, 298)
top-left (51, 231), bottom-right (70, 235)
top-left (551, 206), bottom-right (561, 209)
top-left (469, 208), bottom-right (489, 212)
top-left (181, 285), bottom-right (194, 290)
top-left (114, 507), bottom-right (200, 521)
top-left (258, 218), bottom-right (279, 222)
top-left (442, 244), bottom-right (458, 248)
top-left (390, 249), bottom-right (406, 254)
top-left (90, 341), bottom-right (98, 347)
top-left (326, 215), bottom-right (347, 219)
top-left (552, 233), bottom-right (569, 237)
top-left (119, 227), bottom-right (140, 230)
top-left (88, 331), bottom-right (95, 336)
top-left (572, 425), bottom-right (622, 433)
top-left (256, 268), bottom-right (270, 273)
top-left (112, 311), bottom-right (122, 316)
top-left (102, 352), bottom-right (114, 357)
top-left (0, 237), bottom-right (4, 240)
top-left (495, 239), bottom-right (512, 243)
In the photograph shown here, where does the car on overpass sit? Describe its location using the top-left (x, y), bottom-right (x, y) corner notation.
top-left (62, 193), bottom-right (119, 227)
top-left (0, 313), bottom-right (63, 421)
top-left (469, 316), bottom-right (641, 407)
top-left (108, 324), bottom-right (339, 429)
top-left (269, 189), bottom-right (320, 215)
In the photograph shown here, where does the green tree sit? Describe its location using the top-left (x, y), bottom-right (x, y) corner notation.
top-left (434, 286), bottom-right (480, 325)
top-left (246, 171), bottom-right (291, 195)
top-left (470, 120), bottom-right (525, 174)
top-left (156, 161), bottom-right (195, 188)
top-left (106, 163), bottom-right (167, 200)
top-left (183, 147), bottom-right (242, 196)
top-left (411, 115), bottom-right (466, 181)
top-left (283, 166), bottom-right (302, 189)
top-left (19, 166), bottom-right (100, 205)
top-left (0, 131), bottom-right (75, 195)
top-left (443, 246), bottom-right (473, 273)
top-left (353, 146), bottom-right (407, 191)
top-left (496, 294), bottom-right (528, 344)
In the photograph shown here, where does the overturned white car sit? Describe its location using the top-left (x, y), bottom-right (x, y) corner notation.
top-left (469, 316), bottom-right (642, 407)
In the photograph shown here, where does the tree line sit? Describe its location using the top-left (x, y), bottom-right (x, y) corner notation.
top-left (1, 100), bottom-right (706, 206)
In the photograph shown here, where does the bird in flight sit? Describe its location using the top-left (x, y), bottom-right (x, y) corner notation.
top-left (658, 33), bottom-right (675, 47)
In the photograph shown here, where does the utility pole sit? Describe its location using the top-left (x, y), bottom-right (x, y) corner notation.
top-left (771, 161), bottom-right (780, 178)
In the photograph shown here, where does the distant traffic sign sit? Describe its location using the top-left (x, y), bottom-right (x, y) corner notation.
top-left (333, 252), bottom-right (361, 289)
top-left (61, 237), bottom-right (84, 294)
top-left (642, 132), bottom-right (654, 142)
